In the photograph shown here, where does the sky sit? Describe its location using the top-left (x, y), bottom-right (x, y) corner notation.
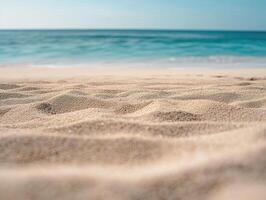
top-left (1, 0), bottom-right (266, 30)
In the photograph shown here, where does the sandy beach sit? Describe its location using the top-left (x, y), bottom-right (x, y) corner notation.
top-left (0, 67), bottom-right (266, 200)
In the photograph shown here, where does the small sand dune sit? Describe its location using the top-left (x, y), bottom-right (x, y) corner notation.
top-left (0, 68), bottom-right (266, 200)
top-left (0, 83), bottom-right (20, 90)
top-left (141, 110), bottom-right (201, 122)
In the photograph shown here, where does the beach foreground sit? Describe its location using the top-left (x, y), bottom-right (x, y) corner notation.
top-left (0, 67), bottom-right (266, 200)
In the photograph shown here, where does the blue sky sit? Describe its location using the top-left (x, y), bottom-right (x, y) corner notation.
top-left (1, 0), bottom-right (266, 30)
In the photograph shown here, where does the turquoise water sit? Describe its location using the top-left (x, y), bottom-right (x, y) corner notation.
top-left (1, 30), bottom-right (266, 67)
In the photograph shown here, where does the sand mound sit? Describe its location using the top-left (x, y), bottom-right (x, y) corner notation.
top-left (0, 83), bottom-right (20, 90)
top-left (114, 101), bottom-right (151, 114)
top-left (17, 86), bottom-right (41, 91)
top-left (0, 104), bottom-right (45, 124)
top-left (232, 97), bottom-right (266, 108)
top-left (128, 100), bottom-right (176, 117)
top-left (171, 99), bottom-right (266, 121)
top-left (35, 102), bottom-right (55, 114)
top-left (176, 91), bottom-right (241, 103)
top-left (0, 92), bottom-right (28, 100)
top-left (142, 110), bottom-right (201, 122)
top-left (37, 90), bottom-right (114, 114)
top-left (0, 107), bottom-right (11, 118)
top-left (236, 81), bottom-right (253, 86)
top-left (1, 69), bottom-right (266, 200)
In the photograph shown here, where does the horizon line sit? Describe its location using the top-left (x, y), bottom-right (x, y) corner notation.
top-left (0, 28), bottom-right (266, 32)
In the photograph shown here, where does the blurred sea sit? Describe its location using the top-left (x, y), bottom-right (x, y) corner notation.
top-left (1, 29), bottom-right (266, 68)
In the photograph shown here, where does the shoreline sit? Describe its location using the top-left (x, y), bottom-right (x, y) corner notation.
top-left (0, 66), bottom-right (266, 81)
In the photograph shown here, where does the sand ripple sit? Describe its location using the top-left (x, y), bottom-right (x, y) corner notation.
top-left (0, 71), bottom-right (266, 200)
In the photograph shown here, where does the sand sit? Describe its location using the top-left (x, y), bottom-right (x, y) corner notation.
top-left (0, 67), bottom-right (266, 200)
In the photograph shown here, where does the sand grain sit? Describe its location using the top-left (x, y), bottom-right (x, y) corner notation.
top-left (0, 68), bottom-right (266, 200)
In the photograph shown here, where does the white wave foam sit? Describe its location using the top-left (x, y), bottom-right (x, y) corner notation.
top-left (1, 56), bottom-right (266, 69)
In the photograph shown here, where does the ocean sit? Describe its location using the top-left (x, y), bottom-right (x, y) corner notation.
top-left (1, 30), bottom-right (266, 68)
